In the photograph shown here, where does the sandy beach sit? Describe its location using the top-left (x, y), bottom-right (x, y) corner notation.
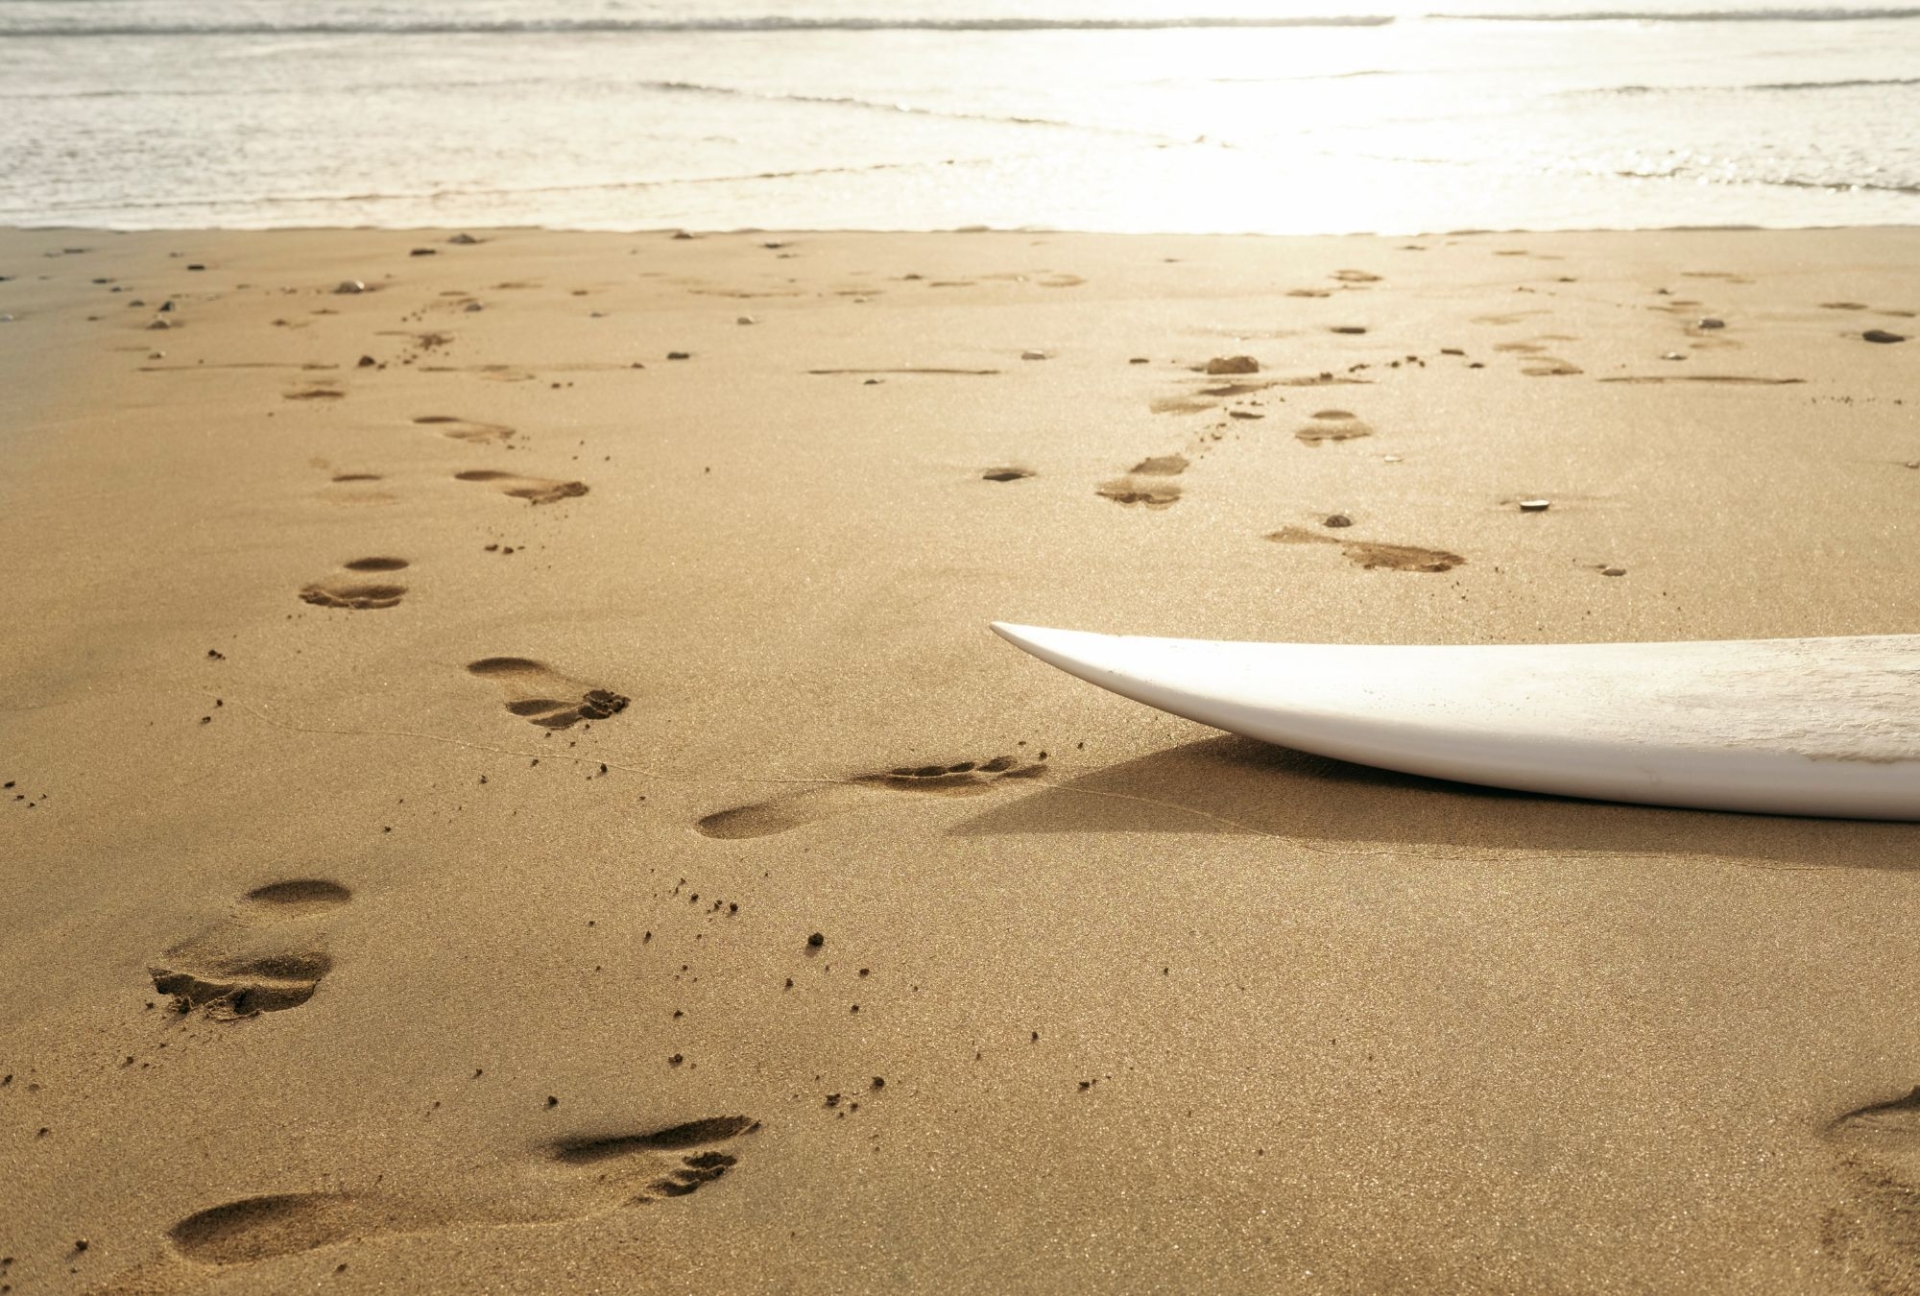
top-left (2, 225), bottom-right (1918, 1294)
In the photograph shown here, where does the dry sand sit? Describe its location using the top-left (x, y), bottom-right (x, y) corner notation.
top-left (1, 226), bottom-right (1917, 1295)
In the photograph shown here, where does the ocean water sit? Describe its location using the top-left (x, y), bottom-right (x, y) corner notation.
top-left (1, 0), bottom-right (1917, 233)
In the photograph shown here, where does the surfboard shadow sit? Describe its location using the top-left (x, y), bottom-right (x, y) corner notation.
top-left (950, 735), bottom-right (1918, 871)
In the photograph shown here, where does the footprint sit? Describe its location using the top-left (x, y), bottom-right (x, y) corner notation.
top-left (1266, 525), bottom-right (1463, 573)
top-left (1096, 478), bottom-right (1181, 508)
top-left (414, 415), bottom-right (514, 444)
top-left (467, 657), bottom-right (629, 729)
top-left (1821, 1087), bottom-right (1920, 1294)
top-left (149, 880), bottom-right (351, 1019)
top-left (1521, 358), bottom-right (1583, 377)
top-left (300, 558), bottom-right (409, 610)
top-left (161, 1116), bottom-right (757, 1271)
top-left (697, 756), bottom-right (1045, 841)
top-left (1295, 411), bottom-right (1372, 446)
top-left (455, 470), bottom-right (588, 505)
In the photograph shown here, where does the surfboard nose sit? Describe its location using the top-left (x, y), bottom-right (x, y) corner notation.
top-left (990, 622), bottom-right (1097, 670)
top-left (991, 622), bottom-right (1150, 685)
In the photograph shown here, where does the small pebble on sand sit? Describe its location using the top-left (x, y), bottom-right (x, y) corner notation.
top-left (1863, 329), bottom-right (1907, 344)
top-left (1697, 317), bottom-right (1725, 329)
top-left (1519, 499), bottom-right (1551, 512)
top-left (1324, 514), bottom-right (1353, 528)
top-left (335, 280), bottom-right (365, 294)
top-left (1204, 355), bottom-right (1259, 375)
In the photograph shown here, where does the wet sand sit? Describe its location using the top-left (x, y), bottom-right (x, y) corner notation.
top-left (0, 226), bottom-right (1917, 1294)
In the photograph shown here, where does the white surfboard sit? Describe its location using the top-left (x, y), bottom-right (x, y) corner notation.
top-left (990, 623), bottom-right (1920, 820)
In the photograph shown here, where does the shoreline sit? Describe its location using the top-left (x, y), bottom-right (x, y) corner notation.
top-left (2, 224), bottom-right (1916, 1294)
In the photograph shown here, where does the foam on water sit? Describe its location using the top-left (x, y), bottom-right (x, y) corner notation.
top-left (1, 0), bottom-right (1915, 231)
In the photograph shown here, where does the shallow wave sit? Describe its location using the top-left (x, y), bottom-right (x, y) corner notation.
top-left (1615, 167), bottom-right (1920, 194)
top-left (1433, 7), bottom-right (1920, 20)
top-left (0, 157), bottom-right (1003, 219)
top-left (0, 14), bottom-right (1395, 37)
top-left (1601, 75), bottom-right (1920, 92)
top-left (637, 79), bottom-right (1182, 139)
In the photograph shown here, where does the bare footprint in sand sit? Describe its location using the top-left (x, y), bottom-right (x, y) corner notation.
top-left (414, 415), bottom-right (514, 444)
top-left (1295, 411), bottom-right (1372, 446)
top-left (467, 657), bottom-right (629, 729)
top-left (1097, 455), bottom-right (1187, 508)
top-left (456, 470), bottom-right (588, 505)
top-left (1267, 525), bottom-right (1463, 573)
top-left (697, 756), bottom-right (1047, 841)
top-left (138, 1117), bottom-right (758, 1282)
top-left (1821, 1087), bottom-right (1920, 1294)
top-left (149, 880), bottom-right (351, 1019)
top-left (300, 557), bottom-right (409, 610)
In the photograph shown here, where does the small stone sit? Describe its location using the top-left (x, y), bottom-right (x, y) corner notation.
top-left (410, 248), bottom-right (436, 257)
top-left (667, 351), bottom-right (690, 360)
top-left (357, 355), bottom-right (376, 367)
top-left (1323, 514), bottom-right (1353, 528)
top-left (1661, 351), bottom-right (1686, 361)
top-left (158, 300), bottom-right (173, 313)
top-left (1518, 499), bottom-right (1551, 512)
top-left (1330, 325), bottom-right (1367, 335)
top-left (546, 1095), bottom-right (559, 1107)
top-left (1697, 317), bottom-right (1724, 329)
top-left (464, 302), bottom-right (484, 313)
top-left (1602, 566), bottom-right (1627, 577)
top-left (1204, 355), bottom-right (1259, 375)
top-left (335, 280), bottom-right (366, 294)
top-left (147, 319), bottom-right (170, 330)
top-left (672, 230), bottom-right (694, 239)
top-left (871, 1076), bottom-right (885, 1089)
top-left (186, 264), bottom-right (205, 271)
top-left (449, 233), bottom-right (481, 245)
top-left (806, 932), bottom-right (825, 948)
top-left (737, 315), bottom-right (755, 325)
top-left (1021, 350), bottom-right (1049, 361)
top-left (1864, 329), bottom-right (1907, 344)
top-left (1129, 357), bottom-right (1149, 364)
top-left (669, 1053), bottom-right (684, 1066)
